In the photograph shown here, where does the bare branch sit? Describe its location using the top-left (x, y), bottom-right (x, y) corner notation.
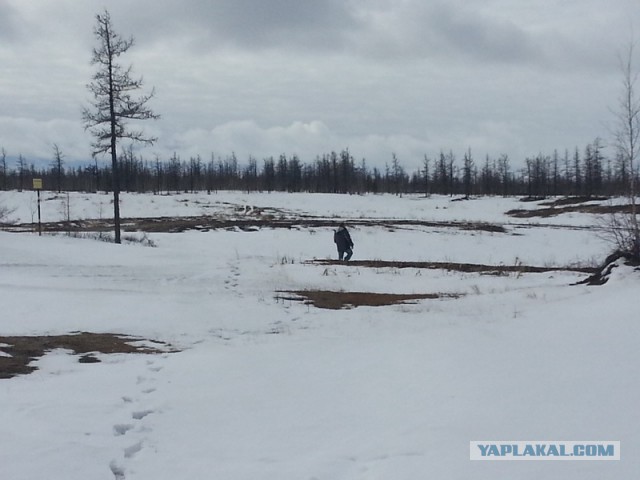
top-left (609, 38), bottom-right (640, 258)
top-left (82, 9), bottom-right (159, 243)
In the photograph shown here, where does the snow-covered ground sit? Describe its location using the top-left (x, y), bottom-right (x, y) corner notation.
top-left (0, 189), bottom-right (614, 226)
top-left (0, 191), bottom-right (637, 479)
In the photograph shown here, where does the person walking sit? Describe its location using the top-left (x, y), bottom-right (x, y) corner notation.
top-left (334, 223), bottom-right (354, 261)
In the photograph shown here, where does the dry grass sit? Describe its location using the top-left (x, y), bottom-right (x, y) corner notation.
top-left (539, 196), bottom-right (609, 207)
top-left (277, 290), bottom-right (462, 309)
top-left (507, 202), bottom-right (632, 219)
top-left (0, 332), bottom-right (174, 379)
top-left (3, 216), bottom-right (507, 234)
top-left (307, 259), bottom-right (596, 274)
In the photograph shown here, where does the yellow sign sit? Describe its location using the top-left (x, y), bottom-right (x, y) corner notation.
top-left (33, 178), bottom-right (43, 190)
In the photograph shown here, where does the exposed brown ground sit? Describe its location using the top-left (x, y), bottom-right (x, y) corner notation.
top-left (279, 255), bottom-right (597, 310)
top-left (538, 196), bottom-right (609, 207)
top-left (4, 216), bottom-right (507, 234)
top-left (507, 201), bottom-right (631, 218)
top-left (576, 251), bottom-right (640, 286)
top-left (307, 259), bottom-right (596, 274)
top-left (277, 290), bottom-right (462, 309)
top-left (0, 332), bottom-right (173, 379)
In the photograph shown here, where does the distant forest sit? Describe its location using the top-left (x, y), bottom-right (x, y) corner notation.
top-left (0, 138), bottom-right (634, 198)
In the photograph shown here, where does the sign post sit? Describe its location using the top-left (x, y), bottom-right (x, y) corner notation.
top-left (32, 178), bottom-right (43, 236)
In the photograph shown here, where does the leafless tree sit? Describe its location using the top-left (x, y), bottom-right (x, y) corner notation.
top-left (0, 203), bottom-right (14, 224)
top-left (51, 144), bottom-right (64, 193)
top-left (16, 154), bottom-right (27, 192)
top-left (611, 40), bottom-right (640, 257)
top-left (82, 9), bottom-right (159, 243)
top-left (0, 148), bottom-right (14, 222)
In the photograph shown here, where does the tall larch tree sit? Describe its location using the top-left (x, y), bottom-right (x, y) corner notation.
top-left (82, 9), bottom-right (159, 243)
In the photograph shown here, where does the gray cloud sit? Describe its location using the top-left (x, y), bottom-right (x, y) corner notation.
top-left (0, 2), bottom-right (21, 40)
top-left (111, 0), bottom-right (359, 53)
top-left (345, 1), bottom-right (543, 65)
top-left (427, 3), bottom-right (539, 63)
top-left (1, 0), bottom-right (639, 169)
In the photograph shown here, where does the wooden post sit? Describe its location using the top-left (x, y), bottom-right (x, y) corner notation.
top-left (33, 178), bottom-right (43, 236)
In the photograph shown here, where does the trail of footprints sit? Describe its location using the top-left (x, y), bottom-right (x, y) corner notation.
top-left (109, 358), bottom-right (165, 480)
top-left (223, 261), bottom-right (241, 292)
top-left (109, 262), bottom-right (239, 478)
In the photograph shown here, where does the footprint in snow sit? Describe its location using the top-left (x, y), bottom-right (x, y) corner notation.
top-left (132, 409), bottom-right (154, 420)
top-left (109, 460), bottom-right (126, 480)
top-left (113, 424), bottom-right (134, 436)
top-left (124, 441), bottom-right (144, 459)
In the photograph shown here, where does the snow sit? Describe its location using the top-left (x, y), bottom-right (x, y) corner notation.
top-left (1, 191), bottom-right (638, 479)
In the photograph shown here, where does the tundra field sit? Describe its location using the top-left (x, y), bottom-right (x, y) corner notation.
top-left (1, 190), bottom-right (638, 480)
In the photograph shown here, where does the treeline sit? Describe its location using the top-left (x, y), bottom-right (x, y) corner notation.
top-left (0, 139), bottom-right (635, 197)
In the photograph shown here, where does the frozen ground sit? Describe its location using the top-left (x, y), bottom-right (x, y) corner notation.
top-left (0, 191), bottom-right (638, 479)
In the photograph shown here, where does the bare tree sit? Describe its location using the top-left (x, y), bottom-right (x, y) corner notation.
top-left (16, 154), bottom-right (27, 192)
top-left (422, 154), bottom-right (430, 197)
top-left (0, 148), bottom-right (12, 222)
top-left (497, 154), bottom-right (510, 196)
top-left (82, 10), bottom-right (159, 243)
top-left (612, 40), bottom-right (640, 257)
top-left (51, 144), bottom-right (65, 193)
top-left (462, 148), bottom-right (473, 199)
top-left (0, 148), bottom-right (7, 191)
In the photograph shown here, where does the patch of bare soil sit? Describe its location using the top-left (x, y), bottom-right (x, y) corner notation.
top-left (307, 259), bottom-right (596, 274)
top-left (0, 332), bottom-right (174, 379)
top-left (5, 216), bottom-right (507, 234)
top-left (539, 196), bottom-right (609, 207)
top-left (277, 290), bottom-right (462, 309)
top-left (507, 203), bottom-right (631, 219)
top-left (576, 251), bottom-right (640, 286)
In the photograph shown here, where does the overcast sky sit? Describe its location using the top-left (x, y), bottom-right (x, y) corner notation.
top-left (1, 0), bottom-right (639, 172)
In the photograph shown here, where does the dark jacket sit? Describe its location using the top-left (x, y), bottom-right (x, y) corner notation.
top-left (334, 227), bottom-right (354, 251)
